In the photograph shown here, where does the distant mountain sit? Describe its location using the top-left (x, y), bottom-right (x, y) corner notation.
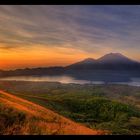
top-left (66, 53), bottom-right (140, 70)
top-left (65, 58), bottom-right (96, 69)
top-left (0, 53), bottom-right (140, 77)
top-left (0, 67), bottom-right (65, 77)
top-left (97, 53), bottom-right (137, 64)
top-left (0, 70), bottom-right (6, 77)
top-left (78, 58), bottom-right (96, 64)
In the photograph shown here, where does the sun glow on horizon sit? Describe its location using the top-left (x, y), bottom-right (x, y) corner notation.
top-left (0, 44), bottom-right (101, 70)
top-left (0, 6), bottom-right (140, 70)
top-left (0, 43), bottom-right (140, 70)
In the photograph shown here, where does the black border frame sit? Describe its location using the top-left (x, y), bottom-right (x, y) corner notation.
top-left (0, 1), bottom-right (140, 140)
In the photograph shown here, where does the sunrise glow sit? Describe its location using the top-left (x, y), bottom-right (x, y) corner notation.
top-left (0, 5), bottom-right (140, 70)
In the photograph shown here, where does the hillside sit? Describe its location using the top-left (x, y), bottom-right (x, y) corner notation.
top-left (0, 90), bottom-right (106, 135)
top-left (97, 53), bottom-right (136, 64)
top-left (1, 81), bottom-right (140, 134)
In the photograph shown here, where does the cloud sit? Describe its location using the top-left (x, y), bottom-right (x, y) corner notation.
top-left (0, 5), bottom-right (140, 59)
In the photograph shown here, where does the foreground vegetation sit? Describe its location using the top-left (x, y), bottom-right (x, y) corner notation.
top-left (0, 103), bottom-right (26, 135)
top-left (0, 90), bottom-right (102, 135)
top-left (0, 81), bottom-right (140, 134)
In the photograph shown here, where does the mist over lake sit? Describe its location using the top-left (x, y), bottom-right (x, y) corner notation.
top-left (1, 72), bottom-right (140, 87)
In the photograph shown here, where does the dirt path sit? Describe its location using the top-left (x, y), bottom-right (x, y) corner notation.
top-left (0, 90), bottom-right (106, 135)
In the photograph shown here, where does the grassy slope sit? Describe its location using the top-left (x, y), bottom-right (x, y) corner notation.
top-left (0, 90), bottom-right (105, 135)
top-left (1, 81), bottom-right (140, 134)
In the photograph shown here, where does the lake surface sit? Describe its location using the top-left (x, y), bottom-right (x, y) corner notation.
top-left (0, 75), bottom-right (140, 86)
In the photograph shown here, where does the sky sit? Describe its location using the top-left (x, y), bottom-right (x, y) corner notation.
top-left (0, 5), bottom-right (140, 70)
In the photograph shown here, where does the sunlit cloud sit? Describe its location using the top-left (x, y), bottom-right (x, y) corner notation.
top-left (0, 5), bottom-right (140, 69)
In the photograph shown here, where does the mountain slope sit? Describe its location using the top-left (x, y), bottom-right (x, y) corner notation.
top-left (97, 53), bottom-right (137, 64)
top-left (0, 90), bottom-right (106, 135)
top-left (73, 58), bottom-right (95, 64)
top-left (65, 58), bottom-right (96, 70)
top-left (0, 53), bottom-right (140, 77)
top-left (66, 53), bottom-right (140, 70)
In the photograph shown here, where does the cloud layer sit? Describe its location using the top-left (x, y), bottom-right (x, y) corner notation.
top-left (0, 5), bottom-right (140, 69)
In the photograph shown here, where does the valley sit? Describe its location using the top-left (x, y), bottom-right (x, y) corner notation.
top-left (0, 81), bottom-right (140, 134)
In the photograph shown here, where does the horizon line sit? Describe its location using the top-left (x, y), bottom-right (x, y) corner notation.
top-left (1, 52), bottom-right (140, 71)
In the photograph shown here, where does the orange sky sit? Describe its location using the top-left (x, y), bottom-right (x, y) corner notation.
top-left (0, 45), bottom-right (101, 70)
top-left (0, 6), bottom-right (140, 70)
top-left (0, 44), bottom-right (139, 70)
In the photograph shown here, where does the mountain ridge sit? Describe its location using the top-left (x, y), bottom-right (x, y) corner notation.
top-left (97, 53), bottom-right (138, 63)
top-left (0, 53), bottom-right (140, 77)
top-left (66, 53), bottom-right (140, 70)
top-left (69, 53), bottom-right (139, 65)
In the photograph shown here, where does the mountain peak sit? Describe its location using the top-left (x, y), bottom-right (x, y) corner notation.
top-left (107, 52), bottom-right (121, 55)
top-left (105, 52), bottom-right (124, 57)
top-left (66, 52), bottom-right (140, 70)
top-left (97, 52), bottom-right (134, 63)
top-left (82, 58), bottom-right (95, 63)
top-left (102, 52), bottom-right (124, 57)
top-left (66, 58), bottom-right (95, 69)
top-left (74, 58), bottom-right (95, 65)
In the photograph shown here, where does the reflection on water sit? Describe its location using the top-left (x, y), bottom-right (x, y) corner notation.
top-left (0, 75), bottom-right (140, 86)
top-left (0, 75), bottom-right (90, 84)
top-left (113, 78), bottom-right (140, 87)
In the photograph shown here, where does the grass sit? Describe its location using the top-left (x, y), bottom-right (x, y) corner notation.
top-left (0, 89), bottom-right (104, 135)
top-left (0, 81), bottom-right (140, 134)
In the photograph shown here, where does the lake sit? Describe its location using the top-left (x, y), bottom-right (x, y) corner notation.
top-left (0, 75), bottom-right (140, 86)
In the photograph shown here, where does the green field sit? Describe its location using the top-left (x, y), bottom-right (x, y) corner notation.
top-left (1, 81), bottom-right (140, 134)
